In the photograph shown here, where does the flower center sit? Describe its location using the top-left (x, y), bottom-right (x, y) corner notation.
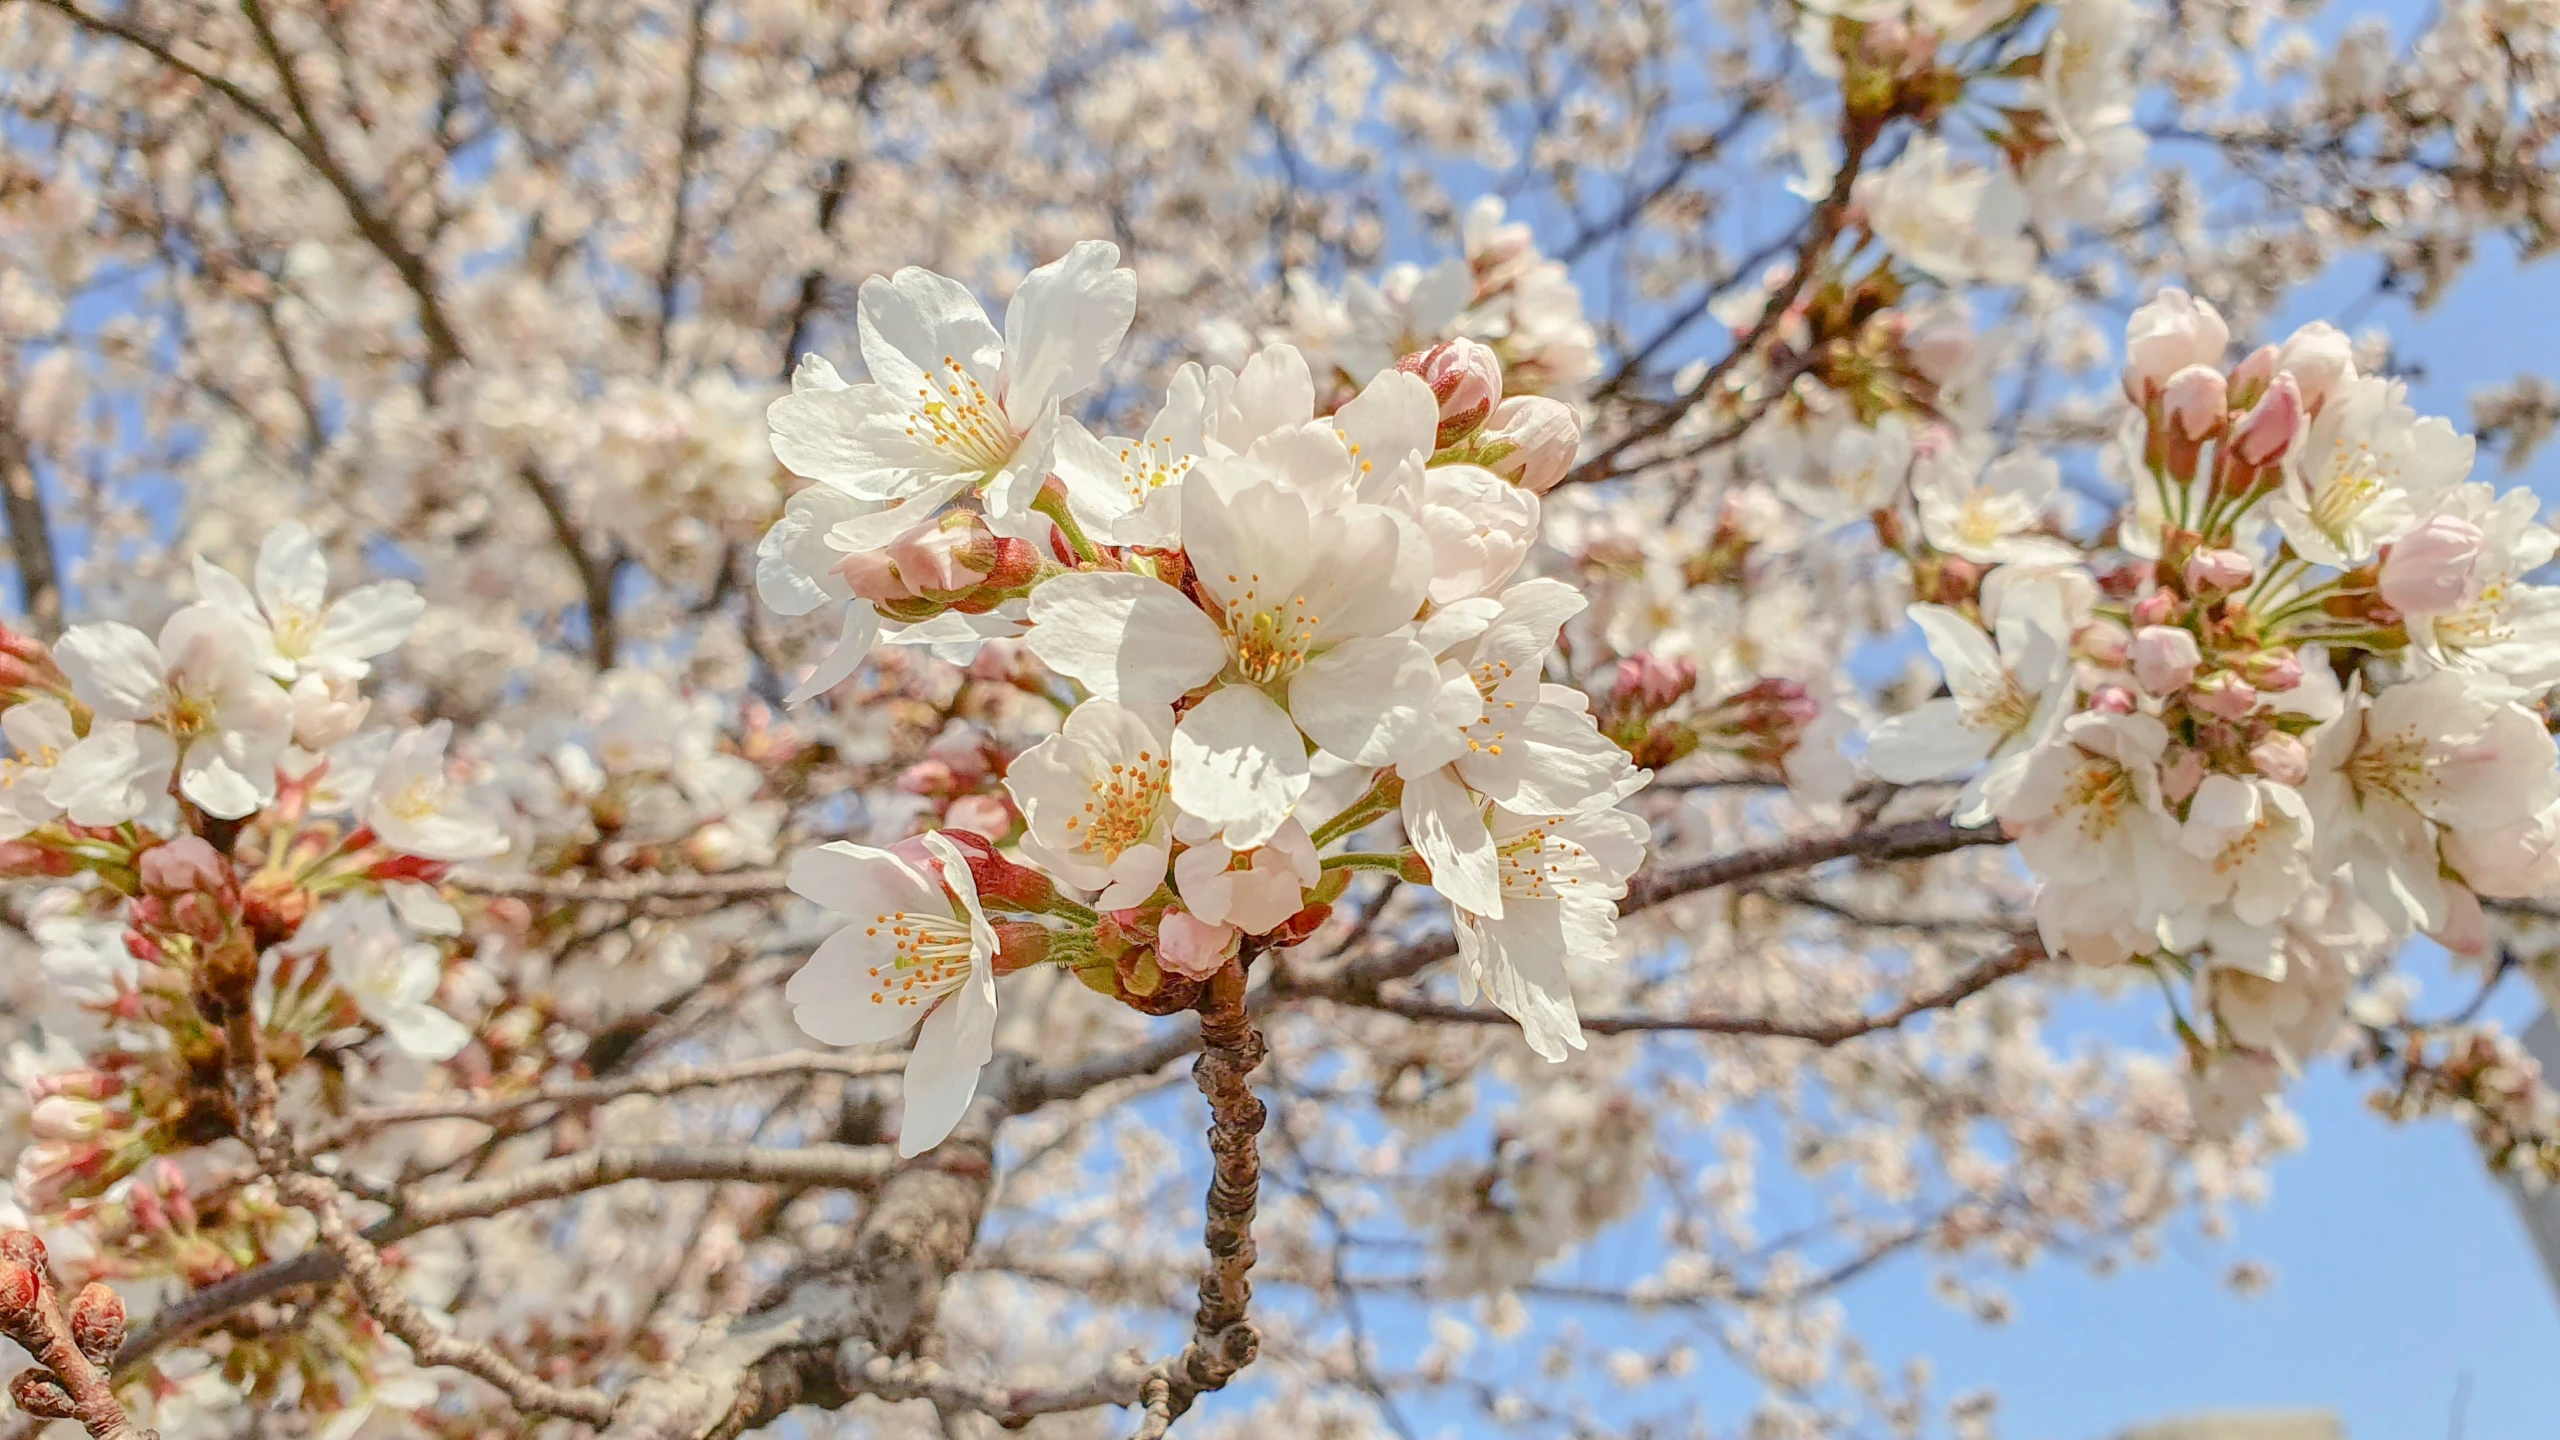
top-left (1062, 752), bottom-right (1170, 859)
top-left (1115, 435), bottom-right (1197, 501)
top-left (2062, 755), bottom-right (2139, 838)
top-left (2306, 442), bottom-right (2388, 541)
top-left (1956, 496), bottom-right (2009, 550)
top-left (1963, 673), bottom-right (2037, 736)
top-left (859, 911), bottom-right (976, 1008)
top-left (383, 776), bottom-right (445, 823)
top-left (1217, 573), bottom-right (1321, 684)
top-left (271, 606), bottom-right (319, 659)
top-left (1496, 819), bottom-right (1590, 901)
top-left (904, 356), bottom-right (1018, 473)
top-left (2345, 730), bottom-right (2427, 808)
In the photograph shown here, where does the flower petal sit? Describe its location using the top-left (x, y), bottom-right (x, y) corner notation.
top-left (1403, 766), bottom-right (1502, 918)
top-left (1172, 686), bottom-right (1311, 849)
top-left (898, 971), bottom-right (996, 1156)
top-left (1001, 240), bottom-right (1136, 421)
top-left (1024, 572), bottom-right (1226, 704)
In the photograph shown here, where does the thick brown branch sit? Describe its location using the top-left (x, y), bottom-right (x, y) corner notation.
top-left (0, 420), bottom-right (59, 638)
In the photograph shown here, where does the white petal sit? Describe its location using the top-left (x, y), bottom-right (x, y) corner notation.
top-left (380, 1005), bottom-right (471, 1062)
top-left (48, 723), bottom-right (173, 826)
top-left (1866, 700), bottom-right (1996, 783)
top-left (1333, 369), bottom-right (1438, 471)
top-left (788, 839), bottom-right (943, 920)
top-left (898, 975), bottom-right (996, 1156)
top-left (825, 473), bottom-right (974, 551)
top-left (785, 924), bottom-right (927, 1048)
top-left (1403, 767), bottom-right (1501, 918)
top-left (1455, 902), bottom-right (1587, 1062)
top-left (254, 521), bottom-right (331, 617)
top-left (55, 622), bottom-right (166, 721)
top-left (1289, 635), bottom-right (1442, 766)
top-left (1001, 240), bottom-right (1136, 420)
top-left (315, 584), bottom-right (425, 663)
top-left (1024, 572), bottom-right (1226, 704)
top-left (857, 266), bottom-right (1003, 403)
top-left (1171, 686), bottom-right (1311, 849)
top-left (785, 605), bottom-right (883, 706)
top-left (179, 740), bottom-right (264, 819)
top-left (766, 382), bottom-right (944, 497)
top-left (1908, 604), bottom-right (2004, 701)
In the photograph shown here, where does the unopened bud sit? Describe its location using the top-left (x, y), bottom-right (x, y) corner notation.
top-left (2276, 321), bottom-right (2354, 415)
top-left (1398, 338), bottom-right (1505, 443)
top-left (2160, 364), bottom-right (2228, 441)
top-left (67, 1282), bottom-right (125, 1363)
top-left (27, 1096), bottom-right (105, 1143)
top-left (2130, 626), bottom-right (2202, 696)
top-left (1479, 395), bottom-right (1580, 493)
top-left (2250, 731), bottom-right (2310, 786)
top-left (929, 828), bottom-right (1057, 913)
top-left (2189, 672), bottom-right (2258, 720)
top-left (2229, 374), bottom-right (2302, 468)
top-left (288, 671), bottom-right (370, 750)
top-left (2122, 288), bottom-right (2229, 401)
top-left (2160, 746), bottom-right (2206, 805)
top-left (1613, 653), bottom-right (1698, 713)
top-left (0, 1259), bottom-right (40, 1321)
top-left (839, 513), bottom-right (998, 604)
top-left (0, 1231), bottom-right (49, 1270)
top-left (2240, 649), bottom-right (2305, 692)
top-left (943, 793), bottom-right (1013, 840)
top-left (1157, 910), bottom-right (1239, 980)
top-left (2076, 618), bottom-right (2131, 667)
top-left (2226, 344), bottom-right (2280, 409)
top-left (2087, 684), bottom-right (2137, 714)
top-left (2130, 591), bottom-right (2178, 628)
top-left (138, 836), bottom-right (228, 897)
top-left (2183, 548), bottom-right (2254, 596)
top-left (989, 919), bottom-right (1056, 974)
top-left (8, 1369), bottom-right (74, 1420)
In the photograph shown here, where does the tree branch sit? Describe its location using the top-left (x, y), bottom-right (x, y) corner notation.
top-left (0, 418), bottom-right (60, 638)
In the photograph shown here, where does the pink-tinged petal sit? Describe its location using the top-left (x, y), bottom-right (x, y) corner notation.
top-left (787, 840), bottom-right (943, 920)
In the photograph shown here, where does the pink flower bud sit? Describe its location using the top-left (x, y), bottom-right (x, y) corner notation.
top-left (2130, 625), bottom-right (2201, 696)
top-left (2123, 288), bottom-right (2230, 400)
top-left (896, 758), bottom-right (959, 796)
top-left (943, 793), bottom-right (1013, 840)
top-left (2189, 672), bottom-right (2258, 720)
top-left (2229, 374), bottom-right (2303, 468)
top-left (928, 828), bottom-right (1056, 913)
top-left (2160, 746), bottom-right (2206, 804)
top-left (836, 513), bottom-right (997, 603)
top-left (2160, 365), bottom-right (2228, 440)
top-left (67, 1282), bottom-right (125, 1363)
top-left (139, 837), bottom-right (228, 897)
top-left (2076, 618), bottom-right (2131, 666)
top-left (2183, 549), bottom-right (2254, 596)
top-left (2131, 591), bottom-right (2178, 628)
top-left (2276, 321), bottom-right (2354, 414)
top-left (2249, 731), bottom-right (2310, 785)
top-left (28, 1096), bottom-right (105, 1142)
top-left (2088, 684), bottom-right (2137, 714)
top-left (2226, 344), bottom-right (2280, 409)
top-left (1157, 910), bottom-right (1239, 980)
top-left (1614, 652), bottom-right (1698, 713)
top-left (2239, 649), bottom-right (2305, 692)
top-left (2379, 514), bottom-right (2486, 618)
top-left (1480, 395), bottom-right (1580, 493)
top-left (1397, 337), bottom-right (1504, 438)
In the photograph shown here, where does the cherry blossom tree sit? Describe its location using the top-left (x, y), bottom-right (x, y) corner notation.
top-left (0, 0), bottom-right (2554, 1436)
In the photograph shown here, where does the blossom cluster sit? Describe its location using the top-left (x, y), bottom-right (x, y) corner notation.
top-left (1870, 288), bottom-right (2560, 1127)
top-left (758, 243), bottom-right (1651, 1154)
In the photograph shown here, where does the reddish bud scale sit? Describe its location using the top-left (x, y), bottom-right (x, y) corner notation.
top-left (67, 1282), bottom-right (125, 1362)
top-left (933, 828), bottom-right (1059, 913)
top-left (365, 853), bottom-right (450, 884)
top-left (989, 920), bottom-right (1053, 974)
top-left (1267, 903), bottom-right (1332, 948)
top-left (0, 841), bottom-right (75, 880)
top-left (0, 1258), bottom-right (41, 1320)
top-left (8, 1369), bottom-right (74, 1420)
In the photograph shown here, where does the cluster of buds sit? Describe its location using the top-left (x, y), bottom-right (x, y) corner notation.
top-left (1599, 654), bottom-right (1819, 774)
top-left (1407, 338), bottom-right (1582, 492)
top-left (1827, 14), bottom-right (1961, 128)
top-left (896, 726), bottom-right (1016, 840)
top-left (2124, 292), bottom-right (2330, 512)
top-left (0, 1230), bottom-right (142, 1440)
top-left (2093, 554), bottom-right (2318, 791)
